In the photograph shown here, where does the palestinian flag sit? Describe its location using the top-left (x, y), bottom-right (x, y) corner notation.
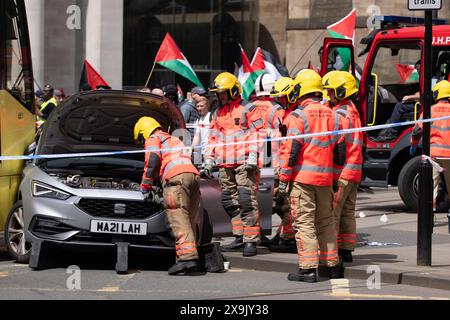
top-left (395, 64), bottom-right (419, 84)
top-left (79, 60), bottom-right (110, 91)
top-left (327, 9), bottom-right (357, 72)
top-left (154, 33), bottom-right (204, 90)
top-left (251, 47), bottom-right (282, 80)
top-left (238, 45), bottom-right (264, 101)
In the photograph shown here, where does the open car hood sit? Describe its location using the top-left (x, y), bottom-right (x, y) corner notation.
top-left (36, 90), bottom-right (185, 156)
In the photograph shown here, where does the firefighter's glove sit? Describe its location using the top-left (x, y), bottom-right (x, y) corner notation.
top-left (410, 146), bottom-right (417, 156)
top-left (333, 180), bottom-right (339, 193)
top-left (203, 159), bottom-right (214, 179)
top-left (142, 190), bottom-right (160, 204)
top-left (278, 180), bottom-right (289, 198)
top-left (245, 153), bottom-right (258, 170)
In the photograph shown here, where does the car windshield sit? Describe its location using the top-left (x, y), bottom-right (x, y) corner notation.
top-left (40, 156), bottom-right (144, 171)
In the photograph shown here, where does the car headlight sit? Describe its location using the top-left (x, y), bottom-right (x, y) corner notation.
top-left (32, 181), bottom-right (72, 200)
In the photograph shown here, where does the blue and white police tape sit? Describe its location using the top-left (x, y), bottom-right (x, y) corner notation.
top-left (1, 115), bottom-right (449, 162)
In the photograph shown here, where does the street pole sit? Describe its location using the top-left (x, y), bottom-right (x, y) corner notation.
top-left (417, 10), bottom-right (433, 266)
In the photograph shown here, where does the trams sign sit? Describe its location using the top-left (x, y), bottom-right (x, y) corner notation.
top-left (408, 0), bottom-right (442, 11)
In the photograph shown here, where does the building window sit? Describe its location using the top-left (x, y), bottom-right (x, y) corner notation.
top-left (123, 0), bottom-right (257, 92)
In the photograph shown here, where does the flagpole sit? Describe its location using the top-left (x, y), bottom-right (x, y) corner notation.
top-left (144, 62), bottom-right (156, 88)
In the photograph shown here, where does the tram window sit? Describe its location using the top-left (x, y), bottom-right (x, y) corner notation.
top-left (3, 0), bottom-right (33, 109)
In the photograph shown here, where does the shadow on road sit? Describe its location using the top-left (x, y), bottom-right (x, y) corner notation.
top-left (29, 246), bottom-right (175, 272)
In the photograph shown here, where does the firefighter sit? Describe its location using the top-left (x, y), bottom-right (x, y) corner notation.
top-left (263, 77), bottom-right (301, 252)
top-left (411, 80), bottom-right (450, 211)
top-left (134, 117), bottom-right (202, 276)
top-left (250, 73), bottom-right (279, 246)
top-left (252, 73), bottom-right (278, 166)
top-left (279, 71), bottom-right (345, 282)
top-left (323, 71), bottom-right (362, 263)
top-left (205, 72), bottom-right (263, 257)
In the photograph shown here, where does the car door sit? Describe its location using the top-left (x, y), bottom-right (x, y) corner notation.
top-left (201, 167), bottom-right (274, 238)
top-left (320, 37), bottom-right (356, 77)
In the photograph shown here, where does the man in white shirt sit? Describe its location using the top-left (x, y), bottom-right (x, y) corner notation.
top-left (191, 95), bottom-right (211, 166)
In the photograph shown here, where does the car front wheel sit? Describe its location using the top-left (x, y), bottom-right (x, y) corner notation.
top-left (4, 201), bottom-right (31, 263)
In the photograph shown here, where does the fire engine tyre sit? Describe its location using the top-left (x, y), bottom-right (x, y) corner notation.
top-left (398, 157), bottom-right (450, 213)
top-left (4, 201), bottom-right (31, 264)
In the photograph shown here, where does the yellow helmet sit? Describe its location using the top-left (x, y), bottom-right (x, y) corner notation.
top-left (294, 69), bottom-right (323, 100)
top-left (210, 72), bottom-right (242, 100)
top-left (134, 117), bottom-right (162, 141)
top-left (433, 80), bottom-right (450, 102)
top-left (270, 77), bottom-right (297, 104)
top-left (323, 71), bottom-right (358, 101)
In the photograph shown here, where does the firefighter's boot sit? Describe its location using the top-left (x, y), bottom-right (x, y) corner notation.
top-left (327, 261), bottom-right (345, 279)
top-left (242, 242), bottom-right (257, 257)
top-left (221, 236), bottom-right (244, 252)
top-left (269, 238), bottom-right (297, 253)
top-left (288, 268), bottom-right (318, 283)
top-left (168, 260), bottom-right (201, 276)
top-left (259, 234), bottom-right (279, 247)
top-left (338, 249), bottom-right (353, 263)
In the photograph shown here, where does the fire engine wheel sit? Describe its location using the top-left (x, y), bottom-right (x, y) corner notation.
top-left (4, 201), bottom-right (31, 264)
top-left (398, 157), bottom-right (450, 213)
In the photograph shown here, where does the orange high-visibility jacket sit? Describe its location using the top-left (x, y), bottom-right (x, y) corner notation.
top-left (333, 99), bottom-right (363, 183)
top-left (412, 100), bottom-right (450, 158)
top-left (206, 98), bottom-right (263, 168)
top-left (266, 103), bottom-right (298, 170)
top-left (250, 98), bottom-right (280, 168)
top-left (140, 130), bottom-right (199, 191)
top-left (279, 97), bottom-right (342, 186)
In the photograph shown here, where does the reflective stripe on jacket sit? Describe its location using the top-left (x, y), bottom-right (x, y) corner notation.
top-left (411, 100), bottom-right (450, 158)
top-left (38, 97), bottom-right (58, 122)
top-left (141, 130), bottom-right (199, 191)
top-left (279, 97), bottom-right (341, 186)
top-left (333, 99), bottom-right (363, 183)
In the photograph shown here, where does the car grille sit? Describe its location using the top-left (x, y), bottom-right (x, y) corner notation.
top-left (76, 198), bottom-right (163, 220)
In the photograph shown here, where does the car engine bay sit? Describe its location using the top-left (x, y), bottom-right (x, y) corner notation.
top-left (52, 174), bottom-right (141, 191)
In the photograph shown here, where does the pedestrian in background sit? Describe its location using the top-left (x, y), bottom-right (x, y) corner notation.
top-left (163, 84), bottom-right (179, 105)
top-left (35, 85), bottom-right (58, 127)
top-left (152, 88), bottom-right (164, 96)
top-left (191, 94), bottom-right (211, 166)
top-left (179, 87), bottom-right (203, 140)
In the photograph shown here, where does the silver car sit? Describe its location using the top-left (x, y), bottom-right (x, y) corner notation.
top-left (3, 90), bottom-right (273, 273)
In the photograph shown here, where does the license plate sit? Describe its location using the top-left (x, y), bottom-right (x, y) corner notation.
top-left (90, 220), bottom-right (147, 236)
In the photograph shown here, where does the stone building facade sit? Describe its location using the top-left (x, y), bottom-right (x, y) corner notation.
top-left (25, 0), bottom-right (450, 94)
